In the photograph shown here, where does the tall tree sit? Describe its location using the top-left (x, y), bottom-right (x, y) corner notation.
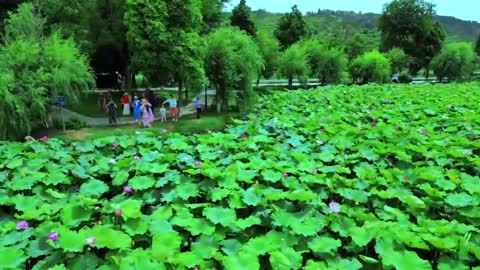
top-left (205, 27), bottom-right (263, 112)
top-left (230, 0), bottom-right (256, 36)
top-left (201, 0), bottom-right (228, 34)
top-left (475, 34), bottom-right (480, 57)
top-left (277, 43), bottom-right (310, 88)
top-left (125, 0), bottom-right (205, 108)
top-left (385, 48), bottom-right (411, 74)
top-left (431, 42), bottom-right (475, 82)
top-left (0, 3), bottom-right (94, 139)
top-left (274, 5), bottom-right (309, 50)
top-left (255, 30), bottom-right (280, 83)
top-left (378, 0), bottom-right (445, 76)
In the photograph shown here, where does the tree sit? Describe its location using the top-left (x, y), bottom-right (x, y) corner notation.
top-left (230, 0), bottom-right (256, 36)
top-left (201, 0), bottom-right (229, 34)
top-left (475, 34), bottom-right (480, 57)
top-left (301, 38), bottom-right (348, 85)
top-left (125, 0), bottom-right (206, 108)
top-left (274, 5), bottom-right (309, 49)
top-left (350, 51), bottom-right (391, 84)
top-left (205, 27), bottom-right (263, 112)
top-left (277, 43), bottom-right (310, 88)
top-left (431, 43), bottom-right (475, 82)
top-left (255, 30), bottom-right (280, 83)
top-left (0, 3), bottom-right (94, 140)
top-left (385, 48), bottom-right (411, 74)
top-left (378, 0), bottom-right (445, 75)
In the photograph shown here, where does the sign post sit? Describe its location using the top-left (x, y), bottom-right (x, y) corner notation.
top-left (204, 85), bottom-right (208, 112)
top-left (55, 96), bottom-right (67, 132)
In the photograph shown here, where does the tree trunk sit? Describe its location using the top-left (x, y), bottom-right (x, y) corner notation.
top-left (177, 79), bottom-right (183, 115)
top-left (425, 67), bottom-right (430, 82)
top-left (124, 63), bottom-right (131, 92)
top-left (288, 76), bottom-right (293, 89)
top-left (131, 72), bottom-right (137, 89)
top-left (185, 87), bottom-right (189, 102)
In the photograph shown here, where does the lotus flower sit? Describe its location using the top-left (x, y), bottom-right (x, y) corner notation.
top-left (85, 236), bottom-right (96, 246)
top-left (16, 220), bottom-right (29, 230)
top-left (115, 209), bottom-right (123, 216)
top-left (134, 156), bottom-right (140, 161)
top-left (242, 132), bottom-right (249, 138)
top-left (282, 173), bottom-right (289, 178)
top-left (394, 125), bottom-right (401, 130)
top-left (123, 186), bottom-right (133, 193)
top-left (421, 130), bottom-right (429, 135)
top-left (311, 168), bottom-right (318, 174)
top-left (161, 129), bottom-right (168, 133)
top-left (402, 176), bottom-right (408, 181)
top-left (469, 136), bottom-right (475, 141)
top-left (48, 232), bottom-right (59, 241)
top-left (112, 143), bottom-right (119, 148)
top-left (320, 129), bottom-right (326, 133)
top-left (42, 136), bottom-right (48, 142)
top-left (26, 137), bottom-right (33, 142)
top-left (464, 150), bottom-right (472, 156)
top-left (195, 161), bottom-right (202, 167)
top-left (329, 202), bottom-right (341, 214)
top-left (317, 140), bottom-right (324, 145)
top-left (109, 159), bottom-right (117, 164)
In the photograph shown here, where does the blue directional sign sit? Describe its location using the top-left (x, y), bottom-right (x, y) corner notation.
top-left (55, 96), bottom-right (67, 107)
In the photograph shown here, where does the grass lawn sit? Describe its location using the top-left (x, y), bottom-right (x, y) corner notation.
top-left (67, 90), bottom-right (189, 118)
top-left (38, 113), bottom-right (234, 141)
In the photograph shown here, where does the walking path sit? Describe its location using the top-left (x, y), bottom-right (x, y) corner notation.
top-left (50, 90), bottom-right (217, 127)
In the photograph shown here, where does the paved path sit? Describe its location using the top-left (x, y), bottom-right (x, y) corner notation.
top-left (50, 90), bottom-right (217, 127)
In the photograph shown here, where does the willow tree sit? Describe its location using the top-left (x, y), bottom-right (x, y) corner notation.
top-left (205, 27), bottom-right (263, 113)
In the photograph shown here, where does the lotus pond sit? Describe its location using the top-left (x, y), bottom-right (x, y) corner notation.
top-left (1, 83), bottom-right (479, 270)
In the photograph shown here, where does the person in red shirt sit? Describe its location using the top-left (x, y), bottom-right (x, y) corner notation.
top-left (121, 93), bottom-right (130, 116)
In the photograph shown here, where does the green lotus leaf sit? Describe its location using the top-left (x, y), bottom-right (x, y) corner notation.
top-left (308, 236), bottom-right (342, 254)
top-left (128, 176), bottom-right (155, 190)
top-left (79, 179), bottom-right (109, 198)
top-left (203, 207), bottom-right (237, 227)
top-left (151, 232), bottom-right (182, 260)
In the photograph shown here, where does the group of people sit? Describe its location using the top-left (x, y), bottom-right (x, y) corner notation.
top-left (104, 90), bottom-right (180, 127)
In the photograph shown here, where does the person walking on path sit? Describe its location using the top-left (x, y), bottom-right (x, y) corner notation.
top-left (121, 93), bottom-right (130, 116)
top-left (146, 89), bottom-right (157, 112)
top-left (132, 96), bottom-right (142, 124)
top-left (141, 98), bottom-right (154, 128)
top-left (106, 98), bottom-right (118, 125)
top-left (159, 105), bottom-right (167, 123)
top-left (195, 97), bottom-right (202, 119)
top-left (163, 95), bottom-right (179, 122)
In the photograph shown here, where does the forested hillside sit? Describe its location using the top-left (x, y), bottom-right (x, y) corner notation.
top-left (251, 9), bottom-right (480, 42)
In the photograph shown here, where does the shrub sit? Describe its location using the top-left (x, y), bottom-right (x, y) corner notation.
top-left (431, 42), bottom-right (475, 82)
top-left (53, 117), bottom-right (86, 130)
top-left (277, 43), bottom-right (310, 88)
top-left (350, 51), bottom-right (391, 84)
top-left (385, 48), bottom-right (411, 74)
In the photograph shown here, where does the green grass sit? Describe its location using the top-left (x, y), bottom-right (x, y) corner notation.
top-left (39, 113), bottom-right (234, 141)
top-left (67, 90), bottom-right (181, 118)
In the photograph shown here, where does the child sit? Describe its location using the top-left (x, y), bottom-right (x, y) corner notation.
top-left (159, 105), bottom-right (167, 123)
top-left (121, 93), bottom-right (130, 116)
top-left (106, 98), bottom-right (117, 125)
top-left (132, 96), bottom-right (142, 124)
top-left (162, 95), bottom-right (178, 122)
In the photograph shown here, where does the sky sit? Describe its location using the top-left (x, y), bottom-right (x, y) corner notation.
top-left (225, 0), bottom-right (479, 22)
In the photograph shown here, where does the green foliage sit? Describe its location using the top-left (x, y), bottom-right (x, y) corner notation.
top-left (431, 42), bottom-right (475, 82)
top-left (255, 30), bottom-right (280, 80)
top-left (300, 38), bottom-right (348, 85)
top-left (274, 5), bottom-right (309, 49)
top-left (204, 27), bottom-right (263, 112)
top-left (0, 3), bottom-right (94, 140)
top-left (277, 43), bottom-right (310, 88)
top-left (200, 0), bottom-right (227, 34)
top-left (475, 34), bottom-right (480, 58)
top-left (52, 118), bottom-right (87, 131)
top-left (350, 51), bottom-right (391, 84)
top-left (379, 0), bottom-right (445, 73)
top-left (1, 82), bottom-right (480, 268)
top-left (385, 48), bottom-right (411, 74)
top-left (230, 0), bottom-right (256, 37)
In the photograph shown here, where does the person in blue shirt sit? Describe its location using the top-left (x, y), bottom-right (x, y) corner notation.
top-left (132, 96), bottom-right (142, 125)
top-left (163, 95), bottom-right (178, 122)
top-left (195, 97), bottom-right (202, 119)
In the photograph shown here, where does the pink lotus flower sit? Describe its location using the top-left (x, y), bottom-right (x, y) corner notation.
top-left (195, 161), bottom-right (202, 167)
top-left (123, 186), bottom-right (133, 193)
top-left (48, 232), bottom-right (59, 241)
top-left (329, 201), bottom-right (341, 214)
top-left (115, 209), bottom-right (123, 216)
top-left (112, 143), bottom-right (119, 148)
top-left (421, 130), bottom-right (429, 135)
top-left (282, 173), bottom-right (289, 178)
top-left (42, 136), bottom-right (48, 142)
top-left (311, 168), bottom-right (318, 174)
top-left (320, 129), bottom-right (326, 133)
top-left (395, 125), bottom-right (401, 130)
top-left (26, 137), bottom-right (33, 142)
top-left (242, 132), bottom-right (249, 138)
top-left (469, 136), bottom-right (475, 141)
top-left (161, 129), bottom-right (168, 133)
top-left (85, 236), bottom-right (96, 246)
top-left (371, 121), bottom-right (377, 128)
top-left (134, 156), bottom-right (140, 161)
top-left (402, 176), bottom-right (408, 182)
top-left (16, 220), bottom-right (29, 230)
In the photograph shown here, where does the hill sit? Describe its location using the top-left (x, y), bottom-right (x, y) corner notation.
top-left (252, 9), bottom-right (480, 43)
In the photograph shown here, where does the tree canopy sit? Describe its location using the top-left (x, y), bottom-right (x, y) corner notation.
top-left (274, 5), bottom-right (309, 50)
top-left (277, 43), bottom-right (310, 88)
top-left (475, 34), bottom-right (480, 57)
top-left (350, 51), bottom-right (391, 84)
top-left (255, 30), bottom-right (280, 81)
top-left (230, 0), bottom-right (256, 37)
top-left (431, 42), bottom-right (475, 82)
top-left (378, 0), bottom-right (445, 74)
top-left (0, 3), bottom-right (93, 140)
top-left (385, 48), bottom-right (411, 74)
